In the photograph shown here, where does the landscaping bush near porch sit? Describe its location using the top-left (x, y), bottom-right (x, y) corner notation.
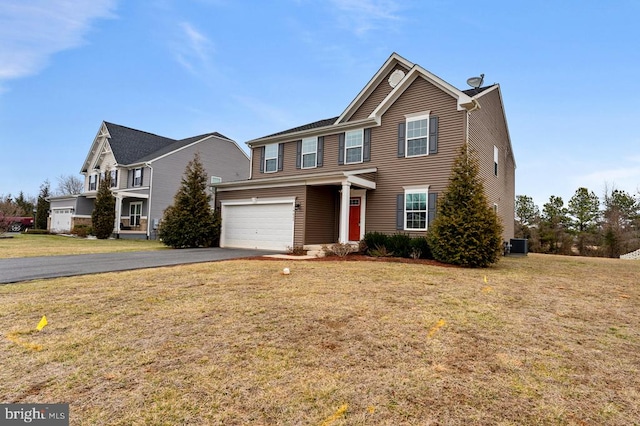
top-left (363, 232), bottom-right (433, 259)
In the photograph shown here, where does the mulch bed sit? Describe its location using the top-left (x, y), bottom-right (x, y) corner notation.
top-left (249, 253), bottom-right (454, 267)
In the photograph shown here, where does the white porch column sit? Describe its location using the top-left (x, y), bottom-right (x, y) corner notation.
top-left (114, 194), bottom-right (123, 234)
top-left (338, 181), bottom-right (351, 243)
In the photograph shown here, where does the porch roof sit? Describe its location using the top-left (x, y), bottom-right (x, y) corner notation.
top-left (213, 168), bottom-right (377, 192)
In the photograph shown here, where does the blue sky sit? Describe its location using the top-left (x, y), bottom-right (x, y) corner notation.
top-left (1, 0), bottom-right (639, 209)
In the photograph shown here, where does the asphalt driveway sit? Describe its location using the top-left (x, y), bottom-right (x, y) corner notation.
top-left (0, 248), bottom-right (275, 284)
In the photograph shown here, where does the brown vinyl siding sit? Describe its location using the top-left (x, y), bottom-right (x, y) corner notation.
top-left (216, 186), bottom-right (306, 247)
top-left (468, 87), bottom-right (515, 240)
top-left (348, 64), bottom-right (411, 122)
top-left (364, 77), bottom-right (466, 234)
top-left (305, 186), bottom-right (338, 244)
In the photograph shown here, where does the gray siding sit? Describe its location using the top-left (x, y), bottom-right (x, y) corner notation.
top-left (468, 88), bottom-right (515, 240)
top-left (150, 137), bottom-right (250, 230)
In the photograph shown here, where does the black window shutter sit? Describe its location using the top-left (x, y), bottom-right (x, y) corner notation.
top-left (363, 128), bottom-right (371, 162)
top-left (114, 170), bottom-right (118, 186)
top-left (317, 136), bottom-right (324, 167)
top-left (338, 133), bottom-right (345, 165)
top-left (429, 116), bottom-right (439, 154)
top-left (296, 140), bottom-right (302, 169)
top-left (130, 170), bottom-right (134, 186)
top-left (277, 143), bottom-right (284, 171)
top-left (428, 192), bottom-right (438, 226)
top-left (140, 168), bottom-right (144, 185)
top-left (259, 147), bottom-right (265, 173)
top-left (397, 122), bottom-right (405, 157)
top-left (396, 194), bottom-right (405, 230)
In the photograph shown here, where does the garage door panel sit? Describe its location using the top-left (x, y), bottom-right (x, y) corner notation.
top-left (221, 203), bottom-right (294, 251)
top-left (51, 209), bottom-right (72, 233)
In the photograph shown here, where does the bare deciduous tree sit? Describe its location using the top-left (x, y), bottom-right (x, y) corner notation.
top-left (56, 174), bottom-right (84, 195)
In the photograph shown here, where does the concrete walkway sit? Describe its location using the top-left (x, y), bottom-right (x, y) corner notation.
top-left (0, 248), bottom-right (275, 284)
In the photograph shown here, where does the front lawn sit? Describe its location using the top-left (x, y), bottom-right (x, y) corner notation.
top-left (0, 254), bottom-right (638, 424)
top-left (0, 233), bottom-right (166, 258)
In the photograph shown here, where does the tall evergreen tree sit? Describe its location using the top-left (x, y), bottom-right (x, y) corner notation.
top-left (92, 173), bottom-right (115, 239)
top-left (35, 180), bottom-right (51, 230)
top-left (602, 188), bottom-right (640, 257)
top-left (540, 196), bottom-right (572, 254)
top-left (428, 144), bottom-right (503, 267)
top-left (158, 153), bottom-right (220, 248)
top-left (568, 187), bottom-right (600, 255)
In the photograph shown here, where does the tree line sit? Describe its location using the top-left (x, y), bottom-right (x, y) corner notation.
top-left (516, 186), bottom-right (640, 257)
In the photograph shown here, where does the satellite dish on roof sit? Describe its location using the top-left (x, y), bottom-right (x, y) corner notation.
top-left (466, 73), bottom-right (485, 89)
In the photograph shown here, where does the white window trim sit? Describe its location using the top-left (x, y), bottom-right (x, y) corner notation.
top-left (405, 112), bottom-right (430, 158)
top-left (345, 129), bottom-right (364, 164)
top-left (301, 137), bottom-right (318, 169)
top-left (88, 174), bottom-right (98, 191)
top-left (404, 186), bottom-right (430, 231)
top-left (493, 145), bottom-right (499, 176)
top-left (133, 168), bottom-right (143, 187)
top-left (264, 143), bottom-right (278, 173)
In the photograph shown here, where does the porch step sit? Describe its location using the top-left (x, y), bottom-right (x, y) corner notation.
top-left (303, 244), bottom-right (327, 258)
top-left (303, 243), bottom-right (360, 258)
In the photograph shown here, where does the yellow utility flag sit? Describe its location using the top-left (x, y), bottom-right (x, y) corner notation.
top-left (36, 315), bottom-right (48, 331)
top-left (483, 275), bottom-right (488, 283)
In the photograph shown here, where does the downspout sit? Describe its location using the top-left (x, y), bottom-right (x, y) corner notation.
top-left (146, 162), bottom-right (153, 240)
top-left (465, 99), bottom-right (481, 159)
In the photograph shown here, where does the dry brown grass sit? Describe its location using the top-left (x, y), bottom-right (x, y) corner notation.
top-left (0, 234), bottom-right (165, 258)
top-left (0, 254), bottom-right (638, 425)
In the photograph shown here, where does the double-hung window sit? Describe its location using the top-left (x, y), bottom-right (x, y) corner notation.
top-left (406, 114), bottom-right (429, 157)
top-left (405, 188), bottom-right (428, 230)
top-left (493, 145), bottom-right (499, 176)
top-left (133, 168), bottom-right (143, 187)
top-left (88, 174), bottom-right (97, 191)
top-left (110, 170), bottom-right (118, 188)
top-left (264, 143), bottom-right (278, 173)
top-left (345, 129), bottom-right (363, 164)
top-left (301, 137), bottom-right (317, 169)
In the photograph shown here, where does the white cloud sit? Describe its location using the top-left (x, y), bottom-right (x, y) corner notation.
top-left (572, 158), bottom-right (640, 197)
top-left (329, 0), bottom-right (402, 36)
top-left (0, 0), bottom-right (117, 82)
top-left (172, 22), bottom-right (215, 75)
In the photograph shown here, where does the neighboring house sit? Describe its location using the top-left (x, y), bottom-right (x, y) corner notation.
top-left (213, 53), bottom-right (515, 251)
top-left (48, 121), bottom-right (249, 238)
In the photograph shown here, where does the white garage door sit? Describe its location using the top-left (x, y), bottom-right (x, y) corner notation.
top-left (50, 208), bottom-right (73, 233)
top-left (221, 200), bottom-right (294, 251)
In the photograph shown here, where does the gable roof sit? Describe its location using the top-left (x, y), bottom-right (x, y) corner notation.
top-left (248, 53), bottom-right (484, 146)
top-left (81, 122), bottom-right (237, 172)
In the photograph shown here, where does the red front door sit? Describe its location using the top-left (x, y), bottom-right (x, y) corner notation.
top-left (348, 197), bottom-right (361, 241)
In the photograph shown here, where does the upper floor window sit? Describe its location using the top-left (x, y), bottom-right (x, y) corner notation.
top-left (88, 174), bottom-right (97, 191)
top-left (264, 143), bottom-right (278, 173)
top-left (398, 114), bottom-right (438, 157)
top-left (406, 115), bottom-right (429, 157)
top-left (110, 170), bottom-right (118, 188)
top-left (133, 168), bottom-right (143, 187)
top-left (493, 145), bottom-right (499, 176)
top-left (345, 129), bottom-right (363, 164)
top-left (301, 137), bottom-right (317, 169)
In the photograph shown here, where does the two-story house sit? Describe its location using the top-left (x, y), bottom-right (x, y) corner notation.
top-left (48, 121), bottom-right (249, 238)
top-left (213, 53), bottom-right (515, 251)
